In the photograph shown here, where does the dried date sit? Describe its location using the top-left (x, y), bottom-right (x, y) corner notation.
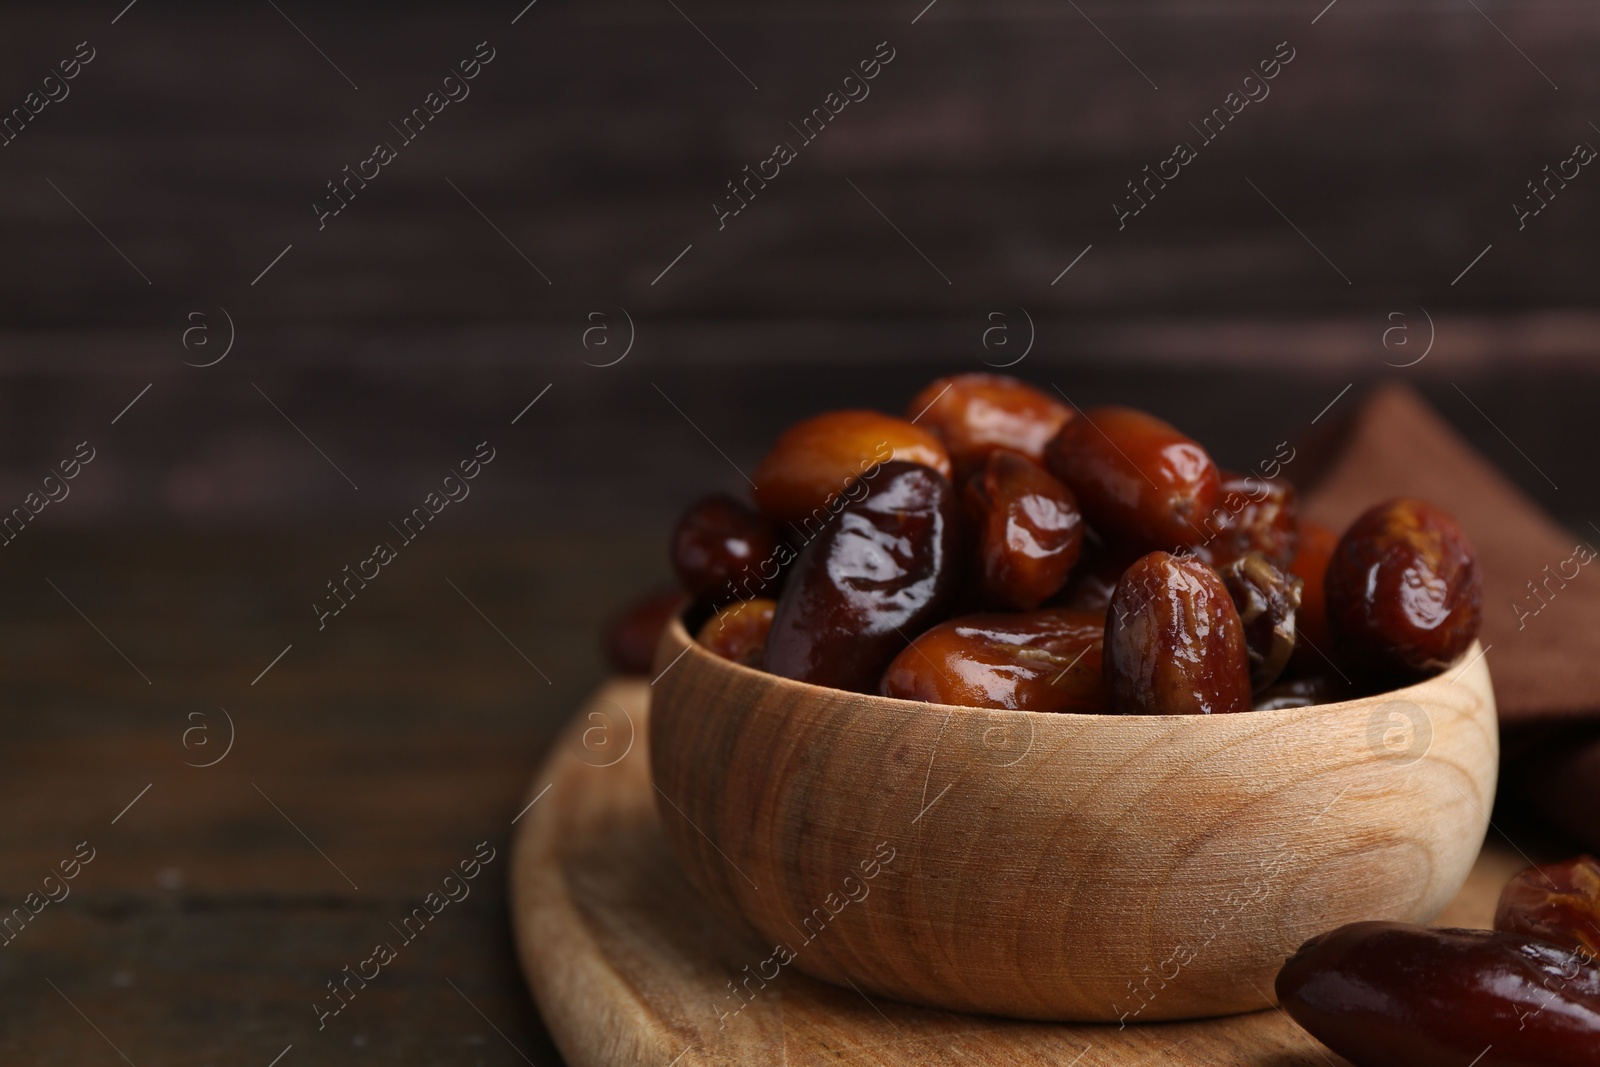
top-left (906, 373), bottom-right (1072, 476)
top-left (764, 462), bottom-right (960, 692)
top-left (1277, 920), bottom-right (1600, 1067)
top-left (601, 588), bottom-right (688, 675)
top-left (962, 449), bottom-right (1084, 611)
top-left (1216, 551), bottom-right (1303, 692)
top-left (1195, 472), bottom-right (1298, 569)
top-left (879, 608), bottom-right (1105, 712)
top-left (1103, 551), bottom-right (1252, 715)
top-left (671, 493), bottom-right (785, 603)
top-left (696, 598), bottom-right (776, 668)
top-left (752, 410), bottom-right (950, 526)
top-left (1045, 406), bottom-right (1220, 551)
top-left (1496, 856), bottom-right (1600, 960)
top-left (1286, 519), bottom-right (1338, 674)
top-left (1325, 498), bottom-right (1483, 681)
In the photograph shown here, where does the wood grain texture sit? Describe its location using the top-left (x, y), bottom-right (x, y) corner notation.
top-left (649, 619), bottom-right (1498, 1021)
top-left (3, 3), bottom-right (1599, 328)
top-left (515, 677), bottom-right (1519, 1066)
top-left (0, 531), bottom-right (638, 1066)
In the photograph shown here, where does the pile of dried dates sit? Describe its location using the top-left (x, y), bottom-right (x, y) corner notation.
top-left (1278, 855), bottom-right (1600, 1065)
top-left (607, 373), bottom-right (1484, 712)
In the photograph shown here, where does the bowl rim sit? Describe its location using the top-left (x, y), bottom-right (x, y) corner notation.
top-left (661, 611), bottom-right (1489, 726)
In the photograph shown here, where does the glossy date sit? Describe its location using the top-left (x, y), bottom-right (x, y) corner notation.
top-left (1496, 855), bottom-right (1600, 960)
top-left (879, 608), bottom-right (1105, 712)
top-left (962, 449), bottom-right (1084, 611)
top-left (1195, 472), bottom-right (1298, 569)
top-left (671, 493), bottom-right (785, 603)
top-left (1103, 551), bottom-right (1252, 715)
top-left (1287, 519), bottom-right (1338, 674)
top-left (1045, 406), bottom-right (1220, 551)
top-left (907, 373), bottom-right (1072, 476)
top-left (763, 462), bottom-right (960, 693)
top-left (1325, 498), bottom-right (1483, 681)
top-left (752, 410), bottom-right (950, 525)
top-left (1277, 920), bottom-right (1600, 1067)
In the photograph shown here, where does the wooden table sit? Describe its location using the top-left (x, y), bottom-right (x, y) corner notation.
top-left (0, 529), bottom-right (670, 1066)
top-left (0, 528), bottom-right (1572, 1066)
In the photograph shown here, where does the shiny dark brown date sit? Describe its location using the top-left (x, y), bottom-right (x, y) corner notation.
top-left (1325, 498), bottom-right (1483, 681)
top-left (1103, 551), bottom-right (1252, 715)
top-left (1216, 551), bottom-right (1302, 691)
top-left (1045, 406), bottom-right (1221, 551)
top-left (1496, 856), bottom-right (1600, 960)
top-left (671, 493), bottom-right (785, 603)
top-left (764, 462), bottom-right (960, 693)
top-left (1195, 472), bottom-right (1298, 569)
top-left (696, 598), bottom-right (776, 667)
top-left (601, 588), bottom-right (689, 675)
top-left (962, 450), bottom-right (1084, 611)
top-left (1277, 921), bottom-right (1600, 1067)
top-left (879, 608), bottom-right (1105, 712)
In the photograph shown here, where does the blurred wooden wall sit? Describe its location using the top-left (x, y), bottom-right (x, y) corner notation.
top-left (0, 0), bottom-right (1593, 527)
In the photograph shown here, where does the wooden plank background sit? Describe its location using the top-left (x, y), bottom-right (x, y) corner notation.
top-left (0, 1), bottom-right (1597, 325)
top-left (0, 1), bottom-right (1593, 529)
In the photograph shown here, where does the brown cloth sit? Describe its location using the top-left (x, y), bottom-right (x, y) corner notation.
top-left (1303, 384), bottom-right (1600, 849)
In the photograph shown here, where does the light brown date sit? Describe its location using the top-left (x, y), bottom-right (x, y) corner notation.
top-left (906, 373), bottom-right (1072, 477)
top-left (696, 598), bottom-right (776, 668)
top-left (1103, 551), bottom-right (1252, 715)
top-left (1496, 855), bottom-right (1600, 960)
top-left (1045, 406), bottom-right (1221, 551)
top-left (879, 608), bottom-right (1105, 712)
top-left (752, 410), bottom-right (951, 525)
top-left (962, 449), bottom-right (1084, 611)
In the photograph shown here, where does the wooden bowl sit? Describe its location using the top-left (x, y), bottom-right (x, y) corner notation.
top-left (649, 617), bottom-right (1497, 1023)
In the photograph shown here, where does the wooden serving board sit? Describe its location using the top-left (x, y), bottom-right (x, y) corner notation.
top-left (509, 679), bottom-right (1527, 1067)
